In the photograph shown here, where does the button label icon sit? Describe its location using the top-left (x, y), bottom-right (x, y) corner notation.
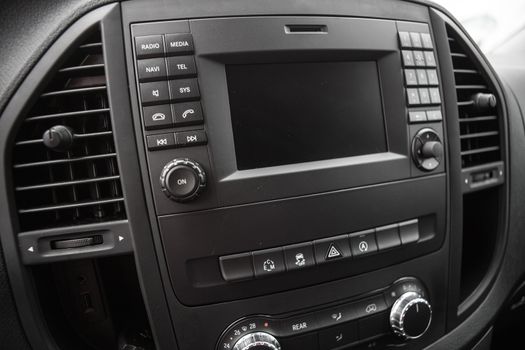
top-left (359, 241), bottom-right (369, 252)
top-left (182, 109), bottom-right (195, 119)
top-left (291, 322), bottom-right (308, 332)
top-left (152, 112), bottom-right (166, 121)
top-left (365, 303), bottom-right (377, 314)
top-left (187, 135), bottom-right (198, 143)
top-left (177, 63), bottom-right (188, 70)
top-left (335, 333), bottom-right (344, 342)
top-left (152, 89), bottom-right (160, 97)
top-left (263, 259), bottom-right (276, 272)
top-left (176, 178), bottom-right (187, 186)
top-left (295, 253), bottom-right (306, 267)
top-left (331, 312), bottom-right (342, 321)
top-left (145, 65), bottom-right (161, 73)
top-left (170, 40), bottom-right (190, 48)
top-left (156, 138), bottom-right (168, 146)
top-left (326, 244), bottom-right (342, 259)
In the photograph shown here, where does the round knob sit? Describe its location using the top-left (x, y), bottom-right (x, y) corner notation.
top-left (160, 158), bottom-right (206, 202)
top-left (233, 332), bottom-right (281, 350)
top-left (42, 125), bottom-right (74, 152)
top-left (412, 128), bottom-right (443, 171)
top-left (390, 291), bottom-right (432, 340)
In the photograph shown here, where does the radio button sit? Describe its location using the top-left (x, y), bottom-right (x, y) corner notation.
top-left (169, 78), bottom-right (200, 101)
top-left (406, 88), bottom-right (421, 106)
top-left (398, 32), bottom-right (412, 48)
top-left (409, 32), bottom-right (423, 48)
top-left (172, 101), bottom-right (204, 126)
top-left (137, 58), bottom-right (167, 82)
top-left (421, 33), bottom-right (434, 49)
top-left (314, 235), bottom-right (352, 264)
top-left (349, 230), bottom-right (378, 257)
top-left (167, 55), bottom-right (197, 78)
top-left (143, 104), bottom-right (173, 130)
top-left (401, 50), bottom-right (415, 66)
top-left (165, 33), bottom-right (194, 55)
top-left (253, 248), bottom-right (285, 277)
top-left (399, 219), bottom-right (420, 245)
top-left (140, 81), bottom-right (170, 105)
top-left (220, 253), bottom-right (254, 282)
top-left (146, 133), bottom-right (175, 150)
top-left (175, 129), bottom-right (207, 147)
top-left (284, 242), bottom-right (315, 271)
top-left (404, 69), bottom-right (418, 86)
top-left (375, 224), bottom-right (401, 251)
top-left (135, 35), bottom-right (164, 59)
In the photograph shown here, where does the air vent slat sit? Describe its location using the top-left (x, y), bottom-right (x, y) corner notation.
top-left (447, 25), bottom-right (502, 169)
top-left (12, 26), bottom-right (126, 231)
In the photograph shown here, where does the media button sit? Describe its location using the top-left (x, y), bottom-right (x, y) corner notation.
top-left (284, 242), bottom-right (315, 271)
top-left (143, 104), bottom-right (173, 130)
top-left (169, 78), bottom-right (200, 101)
top-left (349, 230), bottom-right (378, 257)
top-left (165, 33), bottom-right (194, 55)
top-left (314, 235), bottom-right (352, 264)
top-left (135, 35), bottom-right (164, 58)
top-left (172, 101), bottom-right (204, 126)
top-left (253, 248), bottom-right (285, 277)
top-left (137, 58), bottom-right (167, 82)
top-left (140, 81), bottom-right (170, 105)
top-left (146, 133), bottom-right (175, 150)
top-left (175, 129), bottom-right (207, 147)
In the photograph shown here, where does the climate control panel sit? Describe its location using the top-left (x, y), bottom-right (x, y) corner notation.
top-left (217, 278), bottom-right (431, 350)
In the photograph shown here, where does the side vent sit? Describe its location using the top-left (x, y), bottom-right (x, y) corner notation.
top-left (13, 27), bottom-right (126, 231)
top-left (446, 24), bottom-right (505, 192)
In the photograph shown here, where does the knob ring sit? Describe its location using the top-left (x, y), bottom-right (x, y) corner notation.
top-left (390, 291), bottom-right (432, 340)
top-left (160, 158), bottom-right (206, 202)
top-left (233, 332), bottom-right (281, 350)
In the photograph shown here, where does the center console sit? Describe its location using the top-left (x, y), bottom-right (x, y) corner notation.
top-left (123, 3), bottom-right (454, 349)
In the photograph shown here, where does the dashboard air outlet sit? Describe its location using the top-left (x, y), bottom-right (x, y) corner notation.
top-left (12, 26), bottom-right (126, 231)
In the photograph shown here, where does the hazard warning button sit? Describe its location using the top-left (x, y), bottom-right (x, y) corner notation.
top-left (314, 235), bottom-right (352, 264)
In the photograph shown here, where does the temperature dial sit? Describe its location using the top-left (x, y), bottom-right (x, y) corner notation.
top-left (233, 332), bottom-right (281, 350)
top-left (412, 128), bottom-right (443, 171)
top-left (390, 291), bottom-right (432, 339)
top-left (160, 158), bottom-right (206, 202)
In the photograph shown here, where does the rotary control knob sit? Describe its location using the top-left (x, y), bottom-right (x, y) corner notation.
top-left (412, 128), bottom-right (443, 171)
top-left (390, 291), bottom-right (432, 340)
top-left (233, 332), bottom-right (281, 350)
top-left (160, 158), bottom-right (206, 202)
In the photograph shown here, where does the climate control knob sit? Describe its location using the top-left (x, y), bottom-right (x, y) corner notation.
top-left (412, 128), bottom-right (443, 171)
top-left (390, 291), bottom-right (432, 339)
top-left (233, 332), bottom-right (281, 350)
top-left (160, 158), bottom-right (206, 202)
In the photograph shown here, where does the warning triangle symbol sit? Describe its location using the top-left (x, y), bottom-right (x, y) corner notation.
top-left (326, 243), bottom-right (342, 260)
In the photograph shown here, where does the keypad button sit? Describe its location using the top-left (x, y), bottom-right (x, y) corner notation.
top-left (137, 58), bottom-right (167, 82)
top-left (398, 32), bottom-right (412, 48)
top-left (413, 51), bottom-right (426, 66)
top-left (424, 51), bottom-right (437, 67)
top-left (404, 69), bottom-right (418, 86)
top-left (421, 33), bottom-right (433, 49)
top-left (167, 55), bottom-right (197, 78)
top-left (406, 88), bottom-right (421, 106)
top-left (408, 111), bottom-right (427, 123)
top-left (140, 81), bottom-right (170, 105)
top-left (419, 88), bottom-right (431, 104)
top-left (426, 109), bottom-right (443, 121)
top-left (146, 133), bottom-right (175, 150)
top-left (165, 33), bottom-right (194, 55)
top-left (410, 32), bottom-right (423, 48)
top-left (253, 248), bottom-right (285, 277)
top-left (429, 88), bottom-right (441, 104)
top-left (284, 242), bottom-right (316, 271)
top-left (143, 104), bottom-right (173, 130)
top-left (349, 230), bottom-right (378, 257)
top-left (169, 78), bottom-right (200, 101)
top-left (401, 50), bottom-right (415, 66)
top-left (135, 35), bottom-right (164, 58)
top-left (416, 69), bottom-right (429, 85)
top-left (172, 101), bottom-right (204, 126)
top-left (427, 69), bottom-right (439, 85)
top-left (175, 129), bottom-right (208, 147)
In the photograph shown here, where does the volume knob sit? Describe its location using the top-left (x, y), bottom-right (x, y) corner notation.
top-left (160, 158), bottom-right (206, 202)
top-left (233, 332), bottom-right (281, 350)
top-left (390, 291), bottom-right (432, 339)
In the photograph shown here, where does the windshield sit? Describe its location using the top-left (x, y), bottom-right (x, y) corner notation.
top-left (432, 0), bottom-right (525, 53)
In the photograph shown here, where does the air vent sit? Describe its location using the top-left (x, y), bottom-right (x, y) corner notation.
top-left (446, 25), bottom-right (502, 169)
top-left (12, 26), bottom-right (126, 231)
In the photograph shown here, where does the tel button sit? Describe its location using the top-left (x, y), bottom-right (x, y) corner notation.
top-left (143, 104), bottom-right (173, 130)
top-left (165, 33), bottom-right (194, 55)
top-left (135, 35), bottom-right (164, 58)
top-left (146, 133), bottom-right (175, 150)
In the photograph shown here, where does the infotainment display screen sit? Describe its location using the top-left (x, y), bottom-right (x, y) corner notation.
top-left (226, 61), bottom-right (387, 170)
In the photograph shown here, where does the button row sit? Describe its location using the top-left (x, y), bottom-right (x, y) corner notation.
top-left (137, 56), bottom-right (197, 82)
top-left (406, 87), bottom-right (441, 106)
top-left (399, 31), bottom-right (433, 49)
top-left (219, 219), bottom-right (420, 282)
top-left (143, 102), bottom-right (203, 130)
top-left (146, 129), bottom-right (207, 150)
top-left (405, 69), bottom-right (439, 86)
top-left (135, 33), bottom-right (194, 59)
top-left (408, 109), bottom-right (443, 123)
top-left (401, 50), bottom-right (436, 67)
top-left (140, 78), bottom-right (200, 105)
